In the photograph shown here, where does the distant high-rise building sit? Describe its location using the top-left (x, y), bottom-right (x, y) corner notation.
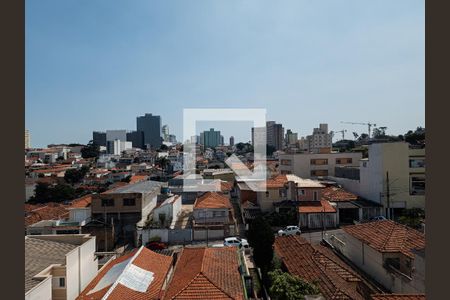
top-left (220, 135), bottom-right (224, 146)
top-left (266, 121), bottom-right (284, 150)
top-left (162, 125), bottom-right (170, 142)
top-left (168, 134), bottom-right (177, 143)
top-left (107, 140), bottom-right (132, 155)
top-left (190, 135), bottom-right (200, 144)
top-left (229, 136), bottom-right (235, 146)
top-left (92, 131), bottom-right (107, 146)
top-left (200, 128), bottom-right (221, 148)
top-left (252, 121), bottom-right (284, 150)
top-left (305, 123), bottom-right (332, 153)
top-left (137, 113), bottom-right (162, 150)
top-left (25, 129), bottom-right (31, 149)
top-left (126, 131), bottom-right (144, 149)
top-left (285, 129), bottom-right (298, 146)
top-left (106, 130), bottom-right (127, 142)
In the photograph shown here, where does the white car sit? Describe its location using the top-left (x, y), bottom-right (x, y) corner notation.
top-left (278, 226), bottom-right (301, 236)
top-left (224, 237), bottom-right (250, 249)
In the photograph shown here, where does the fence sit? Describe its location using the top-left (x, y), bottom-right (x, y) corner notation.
top-left (139, 228), bottom-right (193, 245)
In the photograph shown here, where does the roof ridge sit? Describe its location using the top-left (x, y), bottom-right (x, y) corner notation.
top-left (380, 221), bottom-right (398, 251)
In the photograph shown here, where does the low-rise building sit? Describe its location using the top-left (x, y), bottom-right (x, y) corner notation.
top-left (25, 234), bottom-right (98, 300)
top-left (329, 220), bottom-right (425, 294)
top-left (274, 235), bottom-right (378, 299)
top-left (279, 151), bottom-right (362, 178)
top-left (91, 180), bottom-right (166, 245)
top-left (77, 246), bottom-right (173, 300)
top-left (163, 247), bottom-right (247, 299)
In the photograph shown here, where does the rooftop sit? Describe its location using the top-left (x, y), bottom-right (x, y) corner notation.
top-left (343, 220), bottom-right (425, 258)
top-left (265, 174), bottom-right (325, 189)
top-left (25, 237), bottom-right (77, 293)
top-left (103, 180), bottom-right (165, 194)
top-left (163, 247), bottom-right (245, 299)
top-left (78, 246), bottom-right (172, 300)
top-left (194, 192), bottom-right (233, 210)
top-left (298, 200), bottom-right (337, 213)
top-left (274, 235), bottom-right (374, 299)
top-left (321, 186), bottom-right (358, 202)
top-left (371, 295), bottom-right (425, 300)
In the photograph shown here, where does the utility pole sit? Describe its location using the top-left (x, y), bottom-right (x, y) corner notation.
top-left (386, 171), bottom-right (391, 220)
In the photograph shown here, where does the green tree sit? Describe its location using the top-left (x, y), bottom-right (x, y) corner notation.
top-left (64, 166), bottom-right (90, 185)
top-left (268, 269), bottom-right (320, 300)
top-left (160, 144), bottom-right (169, 151)
top-left (29, 183), bottom-right (77, 204)
top-left (247, 216), bottom-right (275, 272)
top-left (81, 140), bottom-right (100, 159)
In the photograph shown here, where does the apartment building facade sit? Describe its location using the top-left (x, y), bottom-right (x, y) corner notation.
top-left (331, 142), bottom-right (425, 214)
top-left (279, 151), bottom-right (362, 178)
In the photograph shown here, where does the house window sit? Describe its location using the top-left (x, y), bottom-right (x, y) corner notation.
top-left (409, 158), bottom-right (425, 168)
top-left (123, 198), bottom-right (136, 206)
top-left (336, 158), bottom-right (352, 164)
top-left (101, 199), bottom-right (114, 207)
top-left (310, 159), bottom-right (328, 165)
top-left (280, 159), bottom-right (292, 166)
top-left (298, 189), bottom-right (305, 196)
top-left (311, 170), bottom-right (328, 177)
top-left (279, 189), bottom-right (287, 197)
top-left (410, 175), bottom-right (425, 195)
top-left (265, 191), bottom-right (270, 197)
top-left (59, 277), bottom-right (65, 288)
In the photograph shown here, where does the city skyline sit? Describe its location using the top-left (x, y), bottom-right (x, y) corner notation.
top-left (26, 0), bottom-right (424, 147)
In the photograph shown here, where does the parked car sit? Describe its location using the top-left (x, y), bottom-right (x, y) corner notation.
top-left (370, 216), bottom-right (387, 221)
top-left (224, 237), bottom-right (250, 249)
top-left (278, 225), bottom-right (301, 236)
top-left (145, 241), bottom-right (167, 250)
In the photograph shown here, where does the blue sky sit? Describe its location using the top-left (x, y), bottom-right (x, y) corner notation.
top-left (26, 0), bottom-right (424, 147)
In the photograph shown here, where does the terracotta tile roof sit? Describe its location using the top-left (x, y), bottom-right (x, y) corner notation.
top-left (220, 181), bottom-right (233, 192)
top-left (69, 194), bottom-right (92, 208)
top-left (163, 247), bottom-right (245, 299)
top-left (129, 175), bottom-right (149, 184)
top-left (77, 246), bottom-right (172, 300)
top-left (321, 186), bottom-right (358, 202)
top-left (194, 192), bottom-right (233, 209)
top-left (343, 220), bottom-right (425, 258)
top-left (371, 295), bottom-right (425, 300)
top-left (25, 204), bottom-right (69, 227)
top-left (274, 235), bottom-right (372, 300)
top-left (298, 200), bottom-right (337, 213)
top-left (266, 174), bottom-right (288, 188)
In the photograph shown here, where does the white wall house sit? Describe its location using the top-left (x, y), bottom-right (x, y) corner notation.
top-left (152, 195), bottom-right (182, 228)
top-left (25, 234), bottom-right (98, 300)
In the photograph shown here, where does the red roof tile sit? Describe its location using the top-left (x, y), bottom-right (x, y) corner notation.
top-left (77, 247), bottom-right (172, 300)
top-left (69, 194), bottom-right (92, 208)
top-left (298, 200), bottom-right (336, 213)
top-left (265, 174), bottom-right (288, 188)
top-left (371, 294), bottom-right (426, 300)
top-left (194, 192), bottom-right (233, 209)
top-left (321, 186), bottom-right (358, 202)
top-left (274, 235), bottom-right (373, 299)
top-left (343, 220), bottom-right (425, 258)
top-left (129, 175), bottom-right (149, 184)
top-left (163, 247), bottom-right (244, 299)
top-left (25, 204), bottom-right (69, 227)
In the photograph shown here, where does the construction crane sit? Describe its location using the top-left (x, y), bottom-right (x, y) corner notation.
top-left (341, 121), bottom-right (377, 138)
top-left (335, 129), bottom-right (347, 141)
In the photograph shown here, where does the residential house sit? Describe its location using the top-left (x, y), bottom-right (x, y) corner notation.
top-left (202, 168), bottom-right (236, 182)
top-left (274, 235), bottom-right (378, 299)
top-left (192, 192), bottom-right (236, 240)
top-left (25, 234), bottom-right (98, 300)
top-left (77, 246), bottom-right (173, 300)
top-left (162, 247), bottom-right (247, 299)
top-left (91, 180), bottom-right (166, 245)
top-left (329, 220), bottom-right (425, 294)
top-left (370, 294), bottom-right (425, 300)
top-left (152, 195), bottom-right (182, 228)
top-left (321, 185), bottom-right (383, 225)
